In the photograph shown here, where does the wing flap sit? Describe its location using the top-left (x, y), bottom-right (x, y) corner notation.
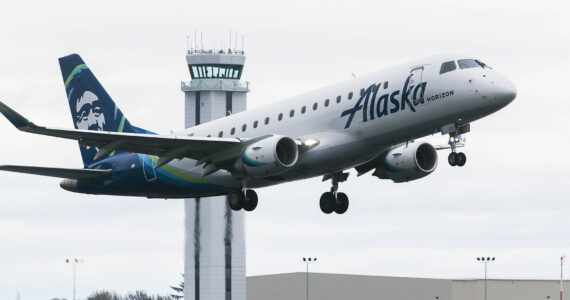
top-left (0, 165), bottom-right (112, 179)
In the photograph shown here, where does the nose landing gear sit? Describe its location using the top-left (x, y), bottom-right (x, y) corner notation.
top-left (320, 172), bottom-right (350, 214)
top-left (447, 132), bottom-right (467, 167)
top-left (448, 151), bottom-right (466, 167)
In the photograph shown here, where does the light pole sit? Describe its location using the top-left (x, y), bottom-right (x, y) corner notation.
top-left (476, 257), bottom-right (495, 300)
top-left (66, 258), bottom-right (83, 300)
top-left (302, 257), bottom-right (317, 300)
top-left (561, 255), bottom-right (565, 300)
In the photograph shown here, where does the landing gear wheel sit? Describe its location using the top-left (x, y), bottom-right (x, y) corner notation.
top-left (228, 191), bottom-right (245, 211)
top-left (243, 189), bottom-right (258, 212)
top-left (334, 192), bottom-right (349, 214)
top-left (457, 152), bottom-right (466, 167)
top-left (319, 192), bottom-right (335, 214)
top-left (448, 152), bottom-right (458, 166)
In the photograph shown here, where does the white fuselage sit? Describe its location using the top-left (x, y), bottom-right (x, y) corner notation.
top-left (165, 54), bottom-right (516, 189)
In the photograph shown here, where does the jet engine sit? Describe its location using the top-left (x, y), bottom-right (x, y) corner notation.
top-left (236, 135), bottom-right (299, 177)
top-left (373, 142), bottom-right (438, 183)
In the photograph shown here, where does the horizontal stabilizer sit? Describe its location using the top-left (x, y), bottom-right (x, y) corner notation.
top-left (0, 165), bottom-right (112, 180)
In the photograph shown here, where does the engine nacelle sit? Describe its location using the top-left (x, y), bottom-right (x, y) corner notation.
top-left (373, 142), bottom-right (438, 183)
top-left (237, 135), bottom-right (299, 177)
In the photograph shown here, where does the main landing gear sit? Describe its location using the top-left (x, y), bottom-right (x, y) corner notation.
top-left (320, 172), bottom-right (350, 214)
top-left (447, 132), bottom-right (466, 167)
top-left (228, 189), bottom-right (258, 212)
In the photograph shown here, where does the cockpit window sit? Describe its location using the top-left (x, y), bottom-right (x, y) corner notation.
top-left (440, 61), bottom-right (457, 74)
top-left (458, 59), bottom-right (487, 69)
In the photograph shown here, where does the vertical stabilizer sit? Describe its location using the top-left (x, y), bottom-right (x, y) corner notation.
top-left (58, 54), bottom-right (145, 166)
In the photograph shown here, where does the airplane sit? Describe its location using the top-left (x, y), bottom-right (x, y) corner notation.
top-left (0, 53), bottom-right (516, 214)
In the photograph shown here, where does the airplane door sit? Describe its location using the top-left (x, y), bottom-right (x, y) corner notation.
top-left (409, 66), bottom-right (425, 106)
top-left (409, 66), bottom-right (424, 86)
top-left (142, 155), bottom-right (158, 181)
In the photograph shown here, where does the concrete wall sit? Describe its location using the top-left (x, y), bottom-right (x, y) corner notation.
top-left (247, 273), bottom-right (566, 300)
top-left (247, 273), bottom-right (452, 300)
top-left (452, 279), bottom-right (560, 300)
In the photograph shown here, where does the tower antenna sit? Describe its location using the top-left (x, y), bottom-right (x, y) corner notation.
top-left (194, 29), bottom-right (197, 52)
top-left (186, 35), bottom-right (190, 52)
top-left (201, 32), bottom-right (203, 50)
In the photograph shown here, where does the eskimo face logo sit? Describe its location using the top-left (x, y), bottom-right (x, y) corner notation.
top-left (341, 75), bottom-right (427, 129)
top-left (75, 91), bottom-right (106, 131)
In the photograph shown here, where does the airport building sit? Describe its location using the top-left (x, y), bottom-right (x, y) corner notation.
top-left (247, 273), bottom-right (566, 300)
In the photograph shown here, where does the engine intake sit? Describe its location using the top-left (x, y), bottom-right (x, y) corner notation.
top-left (237, 135), bottom-right (299, 177)
top-left (373, 141), bottom-right (438, 183)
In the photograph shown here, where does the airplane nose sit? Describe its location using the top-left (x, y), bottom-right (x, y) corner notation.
top-left (494, 77), bottom-right (517, 105)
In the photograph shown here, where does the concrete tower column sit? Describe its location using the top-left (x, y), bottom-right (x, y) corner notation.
top-left (182, 48), bottom-right (249, 300)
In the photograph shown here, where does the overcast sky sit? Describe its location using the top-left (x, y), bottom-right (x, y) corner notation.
top-left (0, 0), bottom-right (569, 299)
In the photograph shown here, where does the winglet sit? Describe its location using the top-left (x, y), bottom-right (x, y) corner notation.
top-left (0, 101), bottom-right (34, 129)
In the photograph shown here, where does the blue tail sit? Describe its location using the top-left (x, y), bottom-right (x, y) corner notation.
top-left (58, 54), bottom-right (151, 166)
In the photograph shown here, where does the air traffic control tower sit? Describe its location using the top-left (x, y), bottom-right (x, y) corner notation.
top-left (181, 48), bottom-right (249, 300)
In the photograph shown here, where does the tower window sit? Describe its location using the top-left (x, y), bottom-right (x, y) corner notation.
top-left (289, 109), bottom-right (295, 117)
top-left (278, 113), bottom-right (283, 121)
top-left (348, 92), bottom-right (353, 100)
top-left (189, 64), bottom-right (244, 80)
top-left (265, 117), bottom-right (270, 125)
top-left (253, 120), bottom-right (258, 128)
top-left (301, 106), bottom-right (306, 114)
top-left (324, 99), bottom-right (330, 107)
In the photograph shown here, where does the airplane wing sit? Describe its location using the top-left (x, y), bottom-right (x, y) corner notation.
top-left (0, 101), bottom-right (270, 176)
top-left (0, 165), bottom-right (112, 179)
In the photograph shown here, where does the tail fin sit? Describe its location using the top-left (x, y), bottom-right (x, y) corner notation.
top-left (58, 54), bottom-right (148, 166)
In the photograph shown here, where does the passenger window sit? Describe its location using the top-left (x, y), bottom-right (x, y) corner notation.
top-left (336, 95), bottom-right (341, 103)
top-left (278, 113), bottom-right (283, 121)
top-left (242, 124), bottom-right (247, 132)
top-left (289, 109), bottom-right (295, 117)
top-left (218, 131), bottom-right (223, 137)
top-left (458, 59), bottom-right (484, 69)
top-left (231, 127), bottom-right (235, 135)
top-left (324, 99), bottom-right (330, 107)
top-left (313, 102), bottom-right (318, 110)
top-left (253, 120), bottom-right (258, 128)
top-left (440, 61), bottom-right (457, 74)
top-left (373, 84), bottom-right (378, 92)
top-left (301, 106), bottom-right (306, 114)
top-left (265, 117), bottom-right (270, 125)
top-left (207, 134), bottom-right (211, 137)
top-left (348, 92), bottom-right (353, 100)
top-left (360, 88), bottom-right (365, 96)
top-left (383, 82), bottom-right (388, 89)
